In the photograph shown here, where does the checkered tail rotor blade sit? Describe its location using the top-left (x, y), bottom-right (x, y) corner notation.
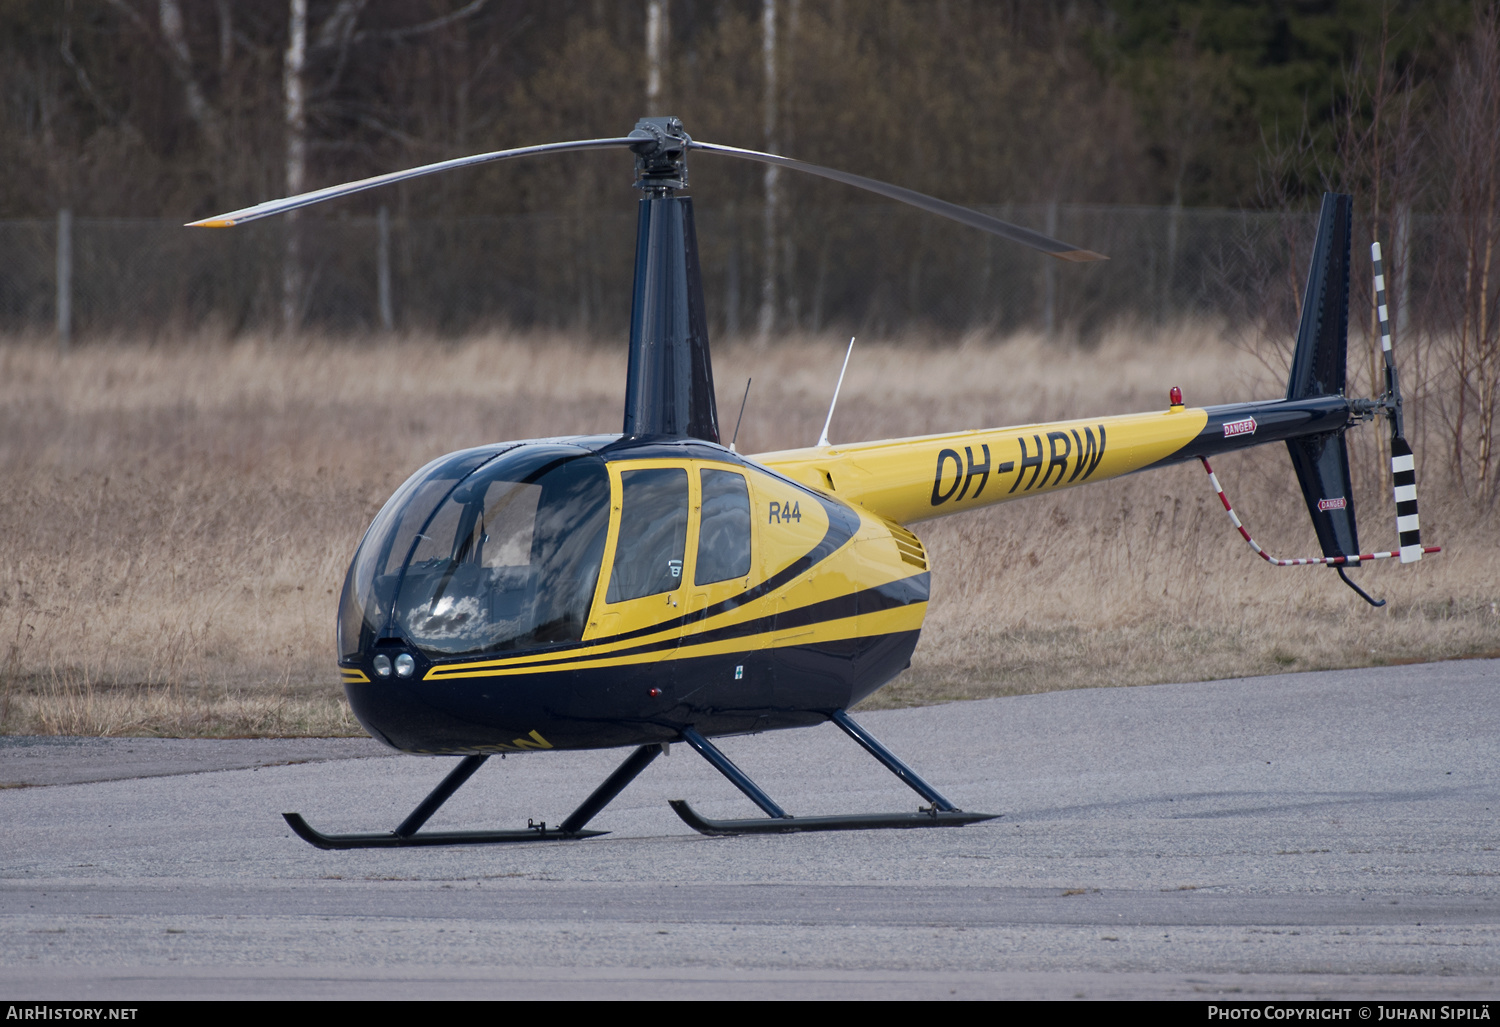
top-left (1372, 242), bottom-right (1425, 563)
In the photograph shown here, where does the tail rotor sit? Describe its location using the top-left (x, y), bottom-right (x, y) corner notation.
top-left (1200, 199), bottom-right (1438, 607)
top-left (1371, 242), bottom-right (1426, 564)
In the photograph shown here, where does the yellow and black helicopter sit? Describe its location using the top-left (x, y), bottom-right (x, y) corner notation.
top-left (190, 117), bottom-right (1435, 849)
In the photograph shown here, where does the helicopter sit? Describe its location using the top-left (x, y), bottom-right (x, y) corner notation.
top-left (189, 117), bottom-right (1436, 849)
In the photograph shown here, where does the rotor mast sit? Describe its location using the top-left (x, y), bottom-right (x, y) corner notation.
top-left (620, 117), bottom-right (721, 443)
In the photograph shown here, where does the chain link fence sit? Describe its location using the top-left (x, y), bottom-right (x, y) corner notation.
top-left (0, 203), bottom-right (1449, 342)
top-left (5, 199), bottom-right (1496, 496)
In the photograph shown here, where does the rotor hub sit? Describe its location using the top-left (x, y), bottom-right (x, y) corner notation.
top-left (629, 116), bottom-right (690, 193)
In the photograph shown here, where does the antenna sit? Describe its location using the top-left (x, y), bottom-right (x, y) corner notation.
top-left (730, 377), bottom-right (752, 452)
top-left (817, 337), bottom-right (856, 448)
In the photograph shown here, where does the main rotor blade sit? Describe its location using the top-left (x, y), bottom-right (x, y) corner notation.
top-left (691, 140), bottom-right (1107, 262)
top-left (185, 137), bottom-right (637, 227)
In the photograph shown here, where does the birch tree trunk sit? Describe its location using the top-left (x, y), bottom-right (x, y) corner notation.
top-left (156, 0), bottom-right (222, 150)
top-left (282, 0), bottom-right (307, 335)
top-left (645, 0), bottom-right (666, 114)
top-left (757, 0), bottom-right (779, 342)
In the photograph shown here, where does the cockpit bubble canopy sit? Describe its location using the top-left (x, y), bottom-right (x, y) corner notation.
top-left (338, 443), bottom-right (611, 660)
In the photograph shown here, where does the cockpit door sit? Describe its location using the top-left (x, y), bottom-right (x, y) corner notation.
top-left (589, 462), bottom-right (692, 648)
top-left (682, 463), bottom-right (755, 630)
top-left (680, 462), bottom-right (762, 708)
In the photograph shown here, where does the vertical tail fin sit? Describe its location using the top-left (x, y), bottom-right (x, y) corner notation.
top-left (1285, 193), bottom-right (1359, 560)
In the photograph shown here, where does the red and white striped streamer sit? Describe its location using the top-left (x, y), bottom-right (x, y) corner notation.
top-left (1199, 456), bottom-right (1440, 566)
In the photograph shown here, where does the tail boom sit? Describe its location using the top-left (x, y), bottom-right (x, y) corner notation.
top-left (758, 192), bottom-right (1433, 600)
top-left (756, 393), bottom-right (1351, 527)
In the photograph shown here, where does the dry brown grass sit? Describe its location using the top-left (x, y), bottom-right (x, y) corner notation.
top-left (0, 325), bottom-right (1494, 735)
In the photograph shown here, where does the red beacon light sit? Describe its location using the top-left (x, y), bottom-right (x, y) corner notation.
top-left (1169, 386), bottom-right (1183, 409)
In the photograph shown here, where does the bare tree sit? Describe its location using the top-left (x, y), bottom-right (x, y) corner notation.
top-left (282, 0), bottom-right (369, 333)
top-left (1332, 11), bottom-right (1425, 487)
top-left (757, 0), bottom-right (778, 342)
top-left (645, 0), bottom-right (667, 114)
top-left (102, 0), bottom-right (223, 150)
top-left (282, 0), bottom-right (308, 334)
top-left (1247, 118), bottom-right (1319, 373)
top-left (1437, 7), bottom-right (1500, 501)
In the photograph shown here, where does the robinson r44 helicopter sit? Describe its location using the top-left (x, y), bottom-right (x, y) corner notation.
top-left (190, 117), bottom-right (1437, 849)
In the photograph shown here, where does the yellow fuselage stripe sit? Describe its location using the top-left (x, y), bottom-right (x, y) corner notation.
top-left (421, 603), bottom-right (924, 680)
top-left (755, 407), bottom-right (1208, 525)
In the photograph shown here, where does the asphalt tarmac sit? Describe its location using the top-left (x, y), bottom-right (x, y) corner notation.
top-left (2, 660), bottom-right (1497, 1001)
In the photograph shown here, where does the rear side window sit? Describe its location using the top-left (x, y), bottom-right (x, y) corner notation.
top-left (607, 467), bottom-right (689, 602)
top-left (696, 469), bottom-right (751, 584)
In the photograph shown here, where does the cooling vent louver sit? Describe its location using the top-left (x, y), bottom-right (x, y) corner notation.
top-left (889, 525), bottom-right (928, 570)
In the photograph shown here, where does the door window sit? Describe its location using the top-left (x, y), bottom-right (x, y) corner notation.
top-left (606, 467), bottom-right (689, 602)
top-left (695, 469), bottom-right (752, 584)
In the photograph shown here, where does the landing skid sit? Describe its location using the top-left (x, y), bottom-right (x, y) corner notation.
top-left (282, 813), bottom-right (606, 849)
top-left (283, 742), bottom-right (660, 850)
top-left (283, 709), bottom-right (996, 849)
top-left (668, 801), bottom-right (996, 835)
top-left (669, 709), bottom-right (1000, 837)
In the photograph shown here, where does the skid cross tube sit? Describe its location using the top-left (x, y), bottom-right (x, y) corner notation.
top-left (559, 743), bottom-right (663, 834)
top-left (669, 722), bottom-right (998, 836)
top-left (679, 727), bottom-right (789, 819)
top-left (829, 709), bottom-right (958, 812)
top-left (283, 743), bottom-right (663, 850)
top-left (395, 753), bottom-right (488, 837)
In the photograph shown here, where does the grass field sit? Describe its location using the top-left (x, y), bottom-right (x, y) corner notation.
top-left (0, 326), bottom-right (1494, 736)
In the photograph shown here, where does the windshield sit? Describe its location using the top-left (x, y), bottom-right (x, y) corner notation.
top-left (338, 446), bottom-right (505, 659)
top-left (340, 443), bottom-right (611, 660)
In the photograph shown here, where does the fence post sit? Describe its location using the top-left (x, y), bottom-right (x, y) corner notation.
top-left (56, 208), bottom-right (72, 349)
top-left (377, 205), bottom-right (394, 332)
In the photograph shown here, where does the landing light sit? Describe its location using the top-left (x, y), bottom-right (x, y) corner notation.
top-left (373, 655), bottom-right (392, 678)
top-left (395, 654), bottom-right (416, 678)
